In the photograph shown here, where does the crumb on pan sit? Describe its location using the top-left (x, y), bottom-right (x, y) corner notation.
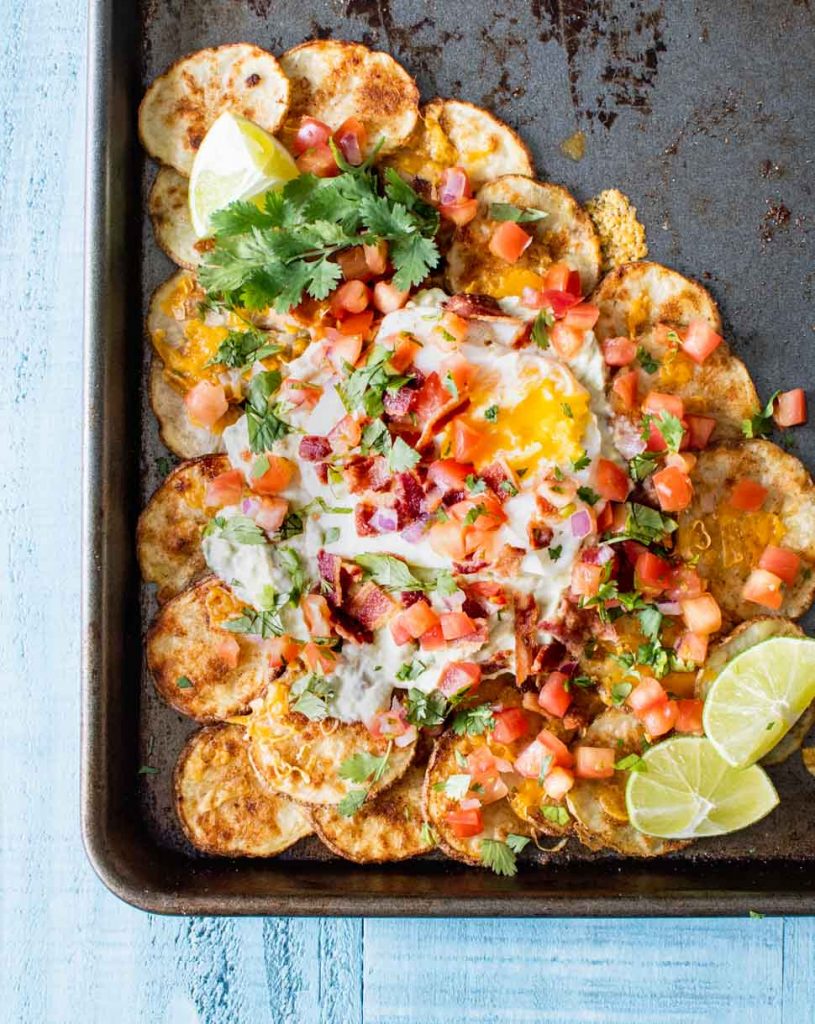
top-left (585, 188), bottom-right (648, 272)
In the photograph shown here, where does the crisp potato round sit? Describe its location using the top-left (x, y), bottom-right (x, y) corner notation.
top-left (150, 358), bottom-right (227, 459)
top-left (592, 261), bottom-right (759, 440)
top-left (279, 40), bottom-right (418, 156)
top-left (309, 764), bottom-right (432, 862)
top-left (677, 440), bottom-right (815, 624)
top-left (566, 708), bottom-right (688, 857)
top-left (175, 724), bottom-right (312, 856)
top-left (446, 175), bottom-right (601, 299)
top-left (139, 43), bottom-right (290, 175)
top-left (148, 167), bottom-right (204, 269)
top-left (146, 575), bottom-right (269, 722)
top-left (138, 454), bottom-right (231, 603)
top-left (246, 680), bottom-right (416, 806)
top-left (384, 98), bottom-right (533, 190)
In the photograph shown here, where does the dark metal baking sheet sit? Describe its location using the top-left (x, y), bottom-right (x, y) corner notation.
top-left (82, 0), bottom-right (815, 915)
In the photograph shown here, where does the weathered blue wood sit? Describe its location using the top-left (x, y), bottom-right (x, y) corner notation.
top-left (0, 1), bottom-right (813, 1022)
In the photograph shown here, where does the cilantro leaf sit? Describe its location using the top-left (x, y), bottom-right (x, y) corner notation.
top-left (532, 309), bottom-right (554, 348)
top-left (608, 503), bottom-right (677, 545)
top-left (572, 452), bottom-right (591, 472)
top-left (506, 833), bottom-right (531, 853)
top-left (434, 773), bottom-right (471, 799)
top-left (206, 514), bottom-right (267, 547)
top-left (206, 327), bottom-right (281, 370)
top-left (479, 839), bottom-right (518, 877)
top-left (176, 676), bottom-right (193, 689)
top-left (388, 436), bottom-right (420, 472)
top-left (743, 391), bottom-right (780, 439)
top-left (653, 412), bottom-right (684, 453)
top-left (337, 789), bottom-right (368, 817)
top-left (451, 703), bottom-right (495, 736)
top-left (390, 233), bottom-right (439, 291)
top-left (484, 405), bottom-right (499, 422)
top-left (637, 345), bottom-right (660, 374)
top-left (577, 486), bottom-right (600, 506)
top-left (615, 753), bottom-right (647, 772)
top-left (465, 474), bottom-right (487, 494)
top-left (541, 805), bottom-right (570, 827)
top-left (339, 751), bottom-right (390, 784)
top-left (628, 452), bottom-right (658, 481)
top-left (223, 605), bottom-right (285, 639)
top-left (548, 545), bottom-right (562, 561)
top-left (354, 553), bottom-right (424, 591)
top-left (405, 686), bottom-right (447, 726)
top-left (490, 203), bottom-right (547, 223)
top-left (638, 605), bottom-right (663, 641)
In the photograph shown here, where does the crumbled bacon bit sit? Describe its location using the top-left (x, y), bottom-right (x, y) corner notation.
top-left (528, 521), bottom-right (554, 550)
top-left (514, 592), bottom-right (539, 686)
top-left (493, 545), bottom-right (525, 575)
top-left (342, 455), bottom-right (390, 494)
top-left (354, 503), bottom-right (377, 536)
top-left (480, 461), bottom-right (512, 497)
top-left (317, 550), bottom-right (343, 605)
top-left (393, 472), bottom-right (425, 527)
top-left (331, 608), bottom-right (373, 644)
top-left (444, 293), bottom-right (503, 319)
top-left (299, 435), bottom-right (332, 461)
top-left (383, 386), bottom-right (416, 418)
top-left (348, 582), bottom-right (397, 630)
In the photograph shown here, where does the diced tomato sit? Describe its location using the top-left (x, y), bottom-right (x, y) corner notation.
top-left (184, 380), bottom-right (228, 428)
top-left (492, 708), bottom-right (530, 745)
top-left (427, 459), bottom-right (474, 492)
top-left (445, 807), bottom-right (483, 838)
top-left (513, 738), bottom-right (551, 779)
top-left (550, 321), bottom-right (585, 359)
top-left (204, 468), bottom-right (244, 507)
top-left (336, 311), bottom-right (374, 338)
top-left (389, 616), bottom-right (411, 646)
top-left (774, 388), bottom-right (807, 427)
top-left (390, 601), bottom-right (439, 645)
top-left (427, 520), bottom-right (469, 561)
top-left (251, 455), bottom-right (295, 495)
top-left (467, 746), bottom-right (506, 784)
top-left (451, 418), bottom-right (483, 462)
top-left (373, 279), bottom-right (410, 314)
top-left (538, 729), bottom-right (574, 768)
top-left (440, 354), bottom-right (475, 396)
top-left (363, 241), bottom-right (388, 276)
top-left (595, 459), bottom-right (629, 502)
top-left (602, 336), bottom-right (637, 366)
top-left (333, 116), bottom-right (367, 165)
top-left (563, 303), bottom-right (599, 331)
top-left (742, 568), bottom-right (784, 610)
top-left (295, 143), bottom-right (339, 177)
top-left (301, 594), bottom-right (334, 638)
top-left (440, 611), bottom-right (477, 640)
top-left (255, 496), bottom-right (288, 533)
top-left (679, 319), bottom-right (723, 364)
top-left (644, 419), bottom-right (669, 453)
top-left (437, 661), bottom-right (481, 697)
top-left (449, 494), bottom-right (506, 530)
top-left (539, 289), bottom-right (581, 318)
top-left (440, 198), bottom-right (478, 225)
top-left (543, 262), bottom-right (572, 292)
top-left (489, 220), bottom-right (532, 263)
top-left (215, 633), bottom-right (240, 669)
top-left (293, 116), bottom-right (332, 154)
top-left (635, 552), bottom-right (673, 594)
top-left (331, 279), bottom-right (370, 316)
top-left (571, 562), bottom-right (604, 597)
top-left (433, 310), bottom-right (469, 348)
top-left (538, 672), bottom-right (573, 719)
top-left (666, 565), bottom-right (704, 601)
top-left (543, 766), bottom-right (575, 800)
top-left (327, 414), bottom-right (362, 453)
top-left (685, 414), bottom-right (716, 450)
top-left (675, 698), bottom-right (704, 735)
top-left (301, 641), bottom-right (338, 675)
top-left (574, 747), bottom-right (616, 779)
top-left (387, 334), bottom-right (422, 372)
top-left (729, 478), bottom-right (768, 512)
top-left (628, 676), bottom-right (667, 715)
top-left (279, 377), bottom-right (323, 409)
top-left (418, 622), bottom-right (446, 652)
top-left (265, 635), bottom-right (301, 670)
top-left (642, 391), bottom-right (685, 420)
top-left (325, 330), bottom-right (363, 370)
top-left (438, 166), bottom-right (472, 205)
top-left (680, 593), bottom-right (722, 635)
top-left (476, 775), bottom-right (510, 805)
top-left (758, 545), bottom-right (800, 586)
top-left (642, 699), bottom-right (679, 738)
top-left (675, 630), bottom-right (708, 665)
top-left (612, 369), bottom-right (639, 411)
top-left (652, 465), bottom-right (693, 513)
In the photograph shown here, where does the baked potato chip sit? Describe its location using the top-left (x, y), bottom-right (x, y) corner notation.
top-left (566, 708), bottom-right (688, 857)
top-left (150, 358), bottom-right (227, 460)
top-left (139, 44), bottom-right (290, 175)
top-left (446, 175), bottom-right (601, 299)
top-left (138, 454), bottom-right (230, 602)
top-left (592, 261), bottom-right (759, 439)
top-left (279, 40), bottom-right (418, 157)
top-left (175, 723), bottom-right (312, 856)
top-left (147, 575), bottom-right (269, 722)
top-left (384, 98), bottom-right (533, 190)
top-left (677, 440), bottom-right (815, 624)
top-left (584, 188), bottom-right (648, 271)
top-left (148, 167), bottom-right (204, 269)
top-left (309, 764), bottom-right (432, 862)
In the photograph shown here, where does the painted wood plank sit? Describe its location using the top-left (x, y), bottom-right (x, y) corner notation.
top-left (782, 918), bottom-right (815, 1024)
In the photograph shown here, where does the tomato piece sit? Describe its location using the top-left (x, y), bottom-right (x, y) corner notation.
top-left (445, 807), bottom-right (483, 838)
top-left (571, 562), bottom-right (604, 597)
top-left (427, 520), bottom-right (468, 561)
top-left (418, 623), bottom-right (447, 652)
top-left (327, 414), bottom-right (362, 454)
top-left (440, 354), bottom-right (475, 396)
top-left (628, 676), bottom-right (667, 715)
top-left (675, 630), bottom-right (708, 665)
top-left (595, 458), bottom-right (629, 502)
top-left (279, 377), bottom-right (323, 410)
top-left (602, 336), bottom-right (637, 366)
top-left (438, 166), bottom-right (473, 204)
top-left (538, 729), bottom-right (574, 769)
top-left (301, 641), bottom-right (338, 675)
top-left (675, 699), bottom-right (704, 735)
top-left (758, 545), bottom-right (800, 586)
top-left (251, 455), bottom-right (295, 495)
top-left (433, 310), bottom-right (469, 348)
top-left (635, 552), bottom-right (673, 594)
top-left (336, 310), bottom-right (374, 338)
top-left (542, 766), bottom-right (574, 800)
top-left (437, 661), bottom-right (481, 697)
top-left (642, 391), bottom-right (685, 420)
top-left (666, 565), bottom-right (704, 601)
top-left (439, 611), bottom-right (477, 640)
top-left (325, 330), bottom-right (363, 371)
top-left (612, 369), bottom-right (639, 412)
top-left (293, 116), bottom-right (332, 154)
top-left (742, 568), bottom-right (784, 610)
top-left (685, 414), bottom-right (716, 450)
top-left (301, 594), bottom-right (334, 638)
top-left (489, 221), bottom-right (532, 263)
top-left (449, 494), bottom-right (506, 530)
top-left (550, 321), bottom-right (585, 359)
top-left (330, 279), bottom-right (370, 316)
top-left (652, 465), bottom-right (693, 513)
top-left (387, 334), bottom-right (421, 372)
top-left (184, 380), bottom-right (228, 428)
top-left (681, 319), bottom-right (723, 364)
top-left (574, 747), bottom-right (616, 779)
top-left (427, 458), bottom-right (475, 492)
top-left (255, 496), bottom-right (288, 533)
top-left (265, 635), bottom-right (301, 670)
top-left (642, 700), bottom-right (679, 738)
top-left (363, 241), bottom-right (388, 276)
top-left (204, 468), bottom-right (244, 508)
top-left (538, 671), bottom-right (573, 719)
top-left (440, 198), bottom-right (478, 225)
top-left (215, 634), bottom-right (241, 669)
top-left (774, 388), bottom-right (807, 427)
top-left (539, 289), bottom-right (581, 318)
top-left (451, 418), bottom-right (483, 462)
top-left (563, 303), bottom-right (600, 331)
top-left (492, 708), bottom-right (530, 745)
top-left (295, 143), bottom-right (339, 177)
top-left (373, 279), bottom-right (410, 314)
top-left (543, 262), bottom-right (572, 292)
top-left (680, 593), bottom-right (722, 635)
top-left (729, 478), bottom-right (768, 512)
top-left (333, 116), bottom-right (367, 165)
top-left (513, 738), bottom-right (550, 779)
top-left (391, 601), bottom-right (440, 644)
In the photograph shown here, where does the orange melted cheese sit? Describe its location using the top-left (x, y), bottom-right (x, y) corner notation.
top-left (679, 500), bottom-right (785, 573)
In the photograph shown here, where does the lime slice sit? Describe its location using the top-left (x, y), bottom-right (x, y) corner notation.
top-left (625, 736), bottom-right (779, 839)
top-left (188, 111), bottom-right (298, 237)
top-left (702, 636), bottom-right (815, 768)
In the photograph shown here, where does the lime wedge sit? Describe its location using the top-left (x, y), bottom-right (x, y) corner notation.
top-left (188, 111), bottom-right (298, 237)
top-left (702, 636), bottom-right (815, 768)
top-left (625, 736), bottom-right (779, 839)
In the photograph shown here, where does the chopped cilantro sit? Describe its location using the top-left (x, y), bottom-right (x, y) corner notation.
top-left (561, 402), bottom-right (574, 419)
top-left (577, 486), bottom-right (600, 506)
top-left (339, 750), bottom-right (390, 784)
top-left (465, 474), bottom-right (487, 494)
top-left (532, 309), bottom-right (554, 348)
top-left (484, 405), bottom-right (499, 422)
top-left (610, 681), bottom-right (633, 706)
top-left (540, 805), bottom-right (570, 827)
top-left (489, 203), bottom-right (547, 223)
top-left (506, 833), bottom-right (531, 853)
top-left (628, 452), bottom-right (659, 482)
top-left (451, 703), bottom-right (495, 736)
top-left (479, 838), bottom-right (518, 877)
top-left (572, 452), bottom-right (591, 472)
top-left (176, 676), bottom-right (193, 690)
top-left (206, 326), bottom-right (281, 370)
top-left (637, 345), bottom-right (660, 374)
top-left (548, 545), bottom-right (562, 562)
top-left (743, 391), bottom-right (780, 439)
top-left (405, 687), bottom-right (447, 727)
top-left (499, 480), bottom-right (519, 497)
top-left (223, 604), bottom-right (285, 639)
top-left (337, 789), bottom-right (367, 817)
top-left (615, 753), bottom-right (647, 773)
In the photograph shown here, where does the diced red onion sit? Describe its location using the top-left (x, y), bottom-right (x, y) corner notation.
top-left (438, 167), bottom-right (469, 206)
top-left (570, 509), bottom-right (593, 538)
top-left (400, 514), bottom-right (430, 542)
top-left (370, 507), bottom-right (398, 533)
top-left (241, 498), bottom-right (261, 517)
top-left (459, 797), bottom-right (481, 811)
top-left (657, 601), bottom-right (681, 616)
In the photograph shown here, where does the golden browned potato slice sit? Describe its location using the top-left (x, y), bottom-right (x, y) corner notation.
top-left (566, 708), bottom-right (688, 857)
top-left (246, 680), bottom-right (416, 806)
top-left (592, 261), bottom-right (759, 439)
top-left (175, 723), bottom-right (312, 856)
top-left (138, 454), bottom-right (230, 603)
top-left (150, 358), bottom-right (228, 459)
top-left (139, 44), bottom-right (290, 175)
top-left (384, 98), bottom-right (533, 190)
top-left (677, 440), bottom-right (815, 624)
top-left (279, 40), bottom-right (418, 157)
top-left (149, 168), bottom-right (205, 269)
top-left (146, 575), bottom-right (269, 722)
top-left (584, 188), bottom-right (648, 272)
top-left (309, 764), bottom-right (432, 862)
top-left (446, 175), bottom-right (601, 300)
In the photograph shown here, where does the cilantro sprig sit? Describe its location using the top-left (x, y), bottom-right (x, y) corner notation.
top-left (743, 391), bottom-right (780, 439)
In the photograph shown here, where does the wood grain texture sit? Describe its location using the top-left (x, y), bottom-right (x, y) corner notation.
top-left (0, 1), bottom-right (813, 1022)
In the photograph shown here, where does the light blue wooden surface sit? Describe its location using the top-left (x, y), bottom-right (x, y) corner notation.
top-left (1, 4), bottom-right (814, 1022)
